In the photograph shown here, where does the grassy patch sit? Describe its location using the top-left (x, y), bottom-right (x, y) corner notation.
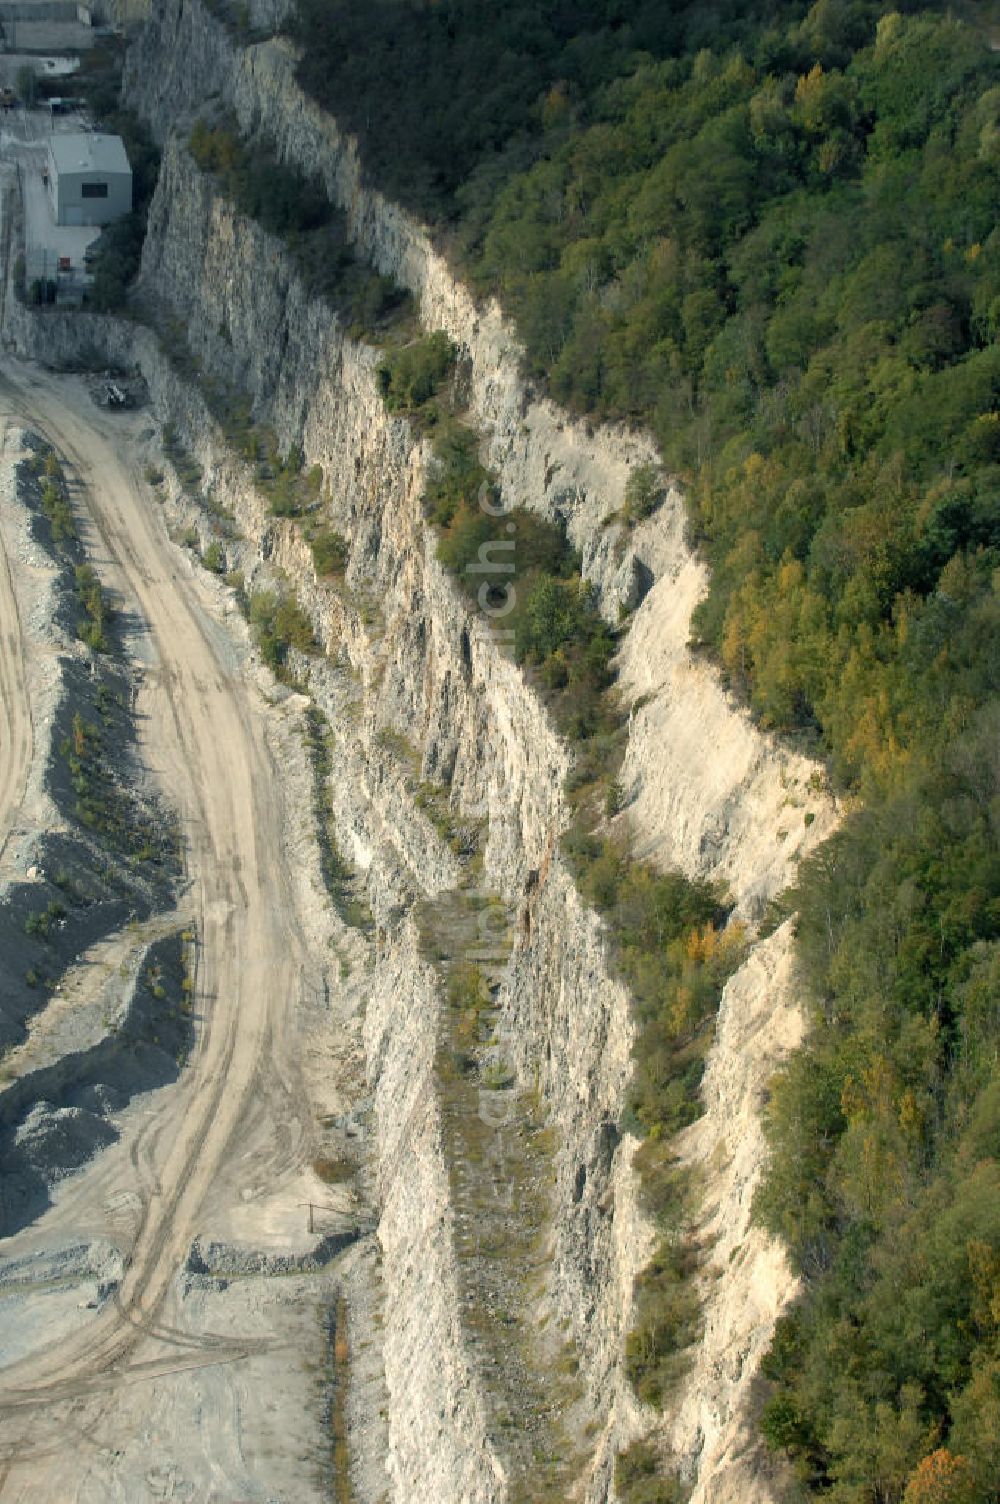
top-left (565, 822), bottom-right (747, 1136)
top-left (23, 900), bottom-right (67, 940)
top-left (623, 1140), bottom-right (701, 1408)
top-left (313, 1155), bottom-right (356, 1185)
top-left (417, 887), bottom-right (587, 1503)
top-left (245, 434), bottom-right (322, 518)
top-left (615, 1440), bottom-right (687, 1504)
top-left (562, 820), bottom-right (745, 1412)
top-left (329, 1295), bottom-right (354, 1504)
top-left (620, 464), bottom-right (668, 529)
top-left (58, 706), bottom-right (178, 873)
top-left (424, 420), bottom-right (619, 742)
top-left (302, 705), bottom-right (373, 932)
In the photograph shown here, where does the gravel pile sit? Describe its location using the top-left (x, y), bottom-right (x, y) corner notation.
top-left (0, 1237), bottom-right (124, 1293)
top-left (13, 1101), bottom-right (118, 1181)
top-left (186, 1226), bottom-right (369, 1282)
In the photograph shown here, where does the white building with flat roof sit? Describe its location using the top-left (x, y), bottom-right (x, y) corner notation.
top-left (46, 131), bottom-right (131, 226)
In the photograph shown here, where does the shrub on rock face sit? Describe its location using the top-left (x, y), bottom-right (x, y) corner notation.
top-left (247, 588), bottom-right (316, 672)
top-left (614, 1440), bottom-right (685, 1504)
top-left (624, 1235), bottom-right (701, 1407)
top-left (309, 527), bottom-right (349, 576)
top-left (622, 464), bottom-right (666, 525)
top-left (377, 330), bottom-right (456, 414)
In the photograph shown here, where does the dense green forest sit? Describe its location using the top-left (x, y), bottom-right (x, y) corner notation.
top-left (290, 2), bottom-right (1000, 1499)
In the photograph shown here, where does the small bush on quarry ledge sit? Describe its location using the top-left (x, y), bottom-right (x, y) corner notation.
top-left (247, 587), bottom-right (317, 673)
top-left (308, 526), bottom-right (349, 576)
top-left (622, 464), bottom-right (667, 527)
top-left (377, 330), bottom-right (456, 416)
top-left (75, 564), bottom-right (110, 653)
top-left (615, 1440), bottom-right (686, 1504)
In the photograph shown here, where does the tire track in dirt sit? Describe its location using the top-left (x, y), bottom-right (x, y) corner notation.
top-left (0, 417), bottom-right (33, 870)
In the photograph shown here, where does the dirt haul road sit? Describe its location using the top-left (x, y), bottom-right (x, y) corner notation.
top-left (0, 361), bottom-right (329, 1497)
top-left (0, 419), bottom-right (32, 868)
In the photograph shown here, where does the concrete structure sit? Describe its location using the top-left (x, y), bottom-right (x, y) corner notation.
top-left (0, 2), bottom-right (93, 19)
top-left (22, 148), bottom-right (101, 292)
top-left (46, 130), bottom-right (130, 226)
top-left (10, 115), bottom-right (119, 294)
top-left (0, 5), bottom-right (96, 49)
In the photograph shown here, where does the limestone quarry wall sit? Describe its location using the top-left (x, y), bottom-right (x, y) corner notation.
top-left (132, 141), bottom-right (645, 1495)
top-left (7, 4), bottom-right (841, 1496)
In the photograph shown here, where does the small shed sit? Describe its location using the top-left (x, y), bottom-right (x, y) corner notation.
top-left (46, 132), bottom-right (131, 227)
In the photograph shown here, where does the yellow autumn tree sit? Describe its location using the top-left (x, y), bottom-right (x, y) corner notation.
top-left (902, 1449), bottom-right (976, 1504)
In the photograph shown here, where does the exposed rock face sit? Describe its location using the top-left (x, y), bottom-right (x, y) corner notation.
top-left (617, 567), bottom-right (832, 921)
top-left (123, 0), bottom-right (837, 888)
top-left (366, 927), bottom-right (505, 1504)
top-left (6, 5), bottom-right (841, 1498)
top-left (668, 922), bottom-right (807, 1502)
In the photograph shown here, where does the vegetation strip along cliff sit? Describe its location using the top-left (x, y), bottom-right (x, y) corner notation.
top-left (379, 327), bottom-right (750, 1449)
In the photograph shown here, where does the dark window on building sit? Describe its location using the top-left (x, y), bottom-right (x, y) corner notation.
top-left (81, 181), bottom-right (109, 199)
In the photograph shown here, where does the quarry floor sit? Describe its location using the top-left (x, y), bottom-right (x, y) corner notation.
top-left (0, 360), bottom-right (367, 1503)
